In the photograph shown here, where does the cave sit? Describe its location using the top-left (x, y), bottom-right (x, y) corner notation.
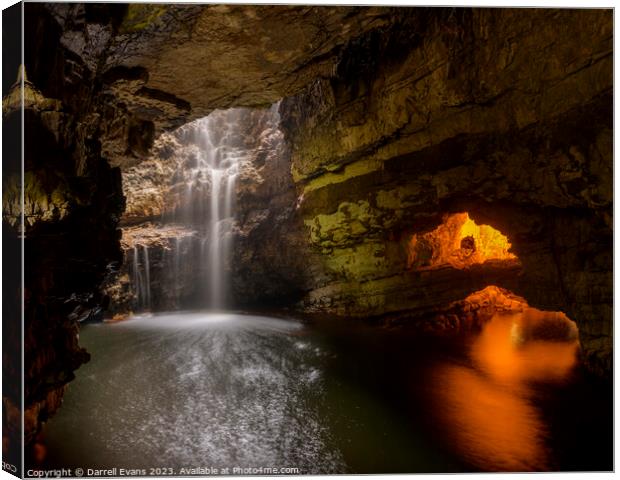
top-left (2, 3), bottom-right (612, 475)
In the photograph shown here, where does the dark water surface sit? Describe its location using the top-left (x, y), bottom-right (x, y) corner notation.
top-left (37, 312), bottom-right (612, 474)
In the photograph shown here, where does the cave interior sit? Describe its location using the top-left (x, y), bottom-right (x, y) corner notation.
top-left (1, 3), bottom-right (613, 474)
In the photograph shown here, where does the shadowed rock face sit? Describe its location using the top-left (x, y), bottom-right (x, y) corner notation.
top-left (4, 47), bottom-right (124, 451)
top-left (6, 4), bottom-right (612, 455)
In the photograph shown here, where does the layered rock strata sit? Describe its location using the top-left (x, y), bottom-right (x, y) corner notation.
top-left (279, 8), bottom-right (612, 374)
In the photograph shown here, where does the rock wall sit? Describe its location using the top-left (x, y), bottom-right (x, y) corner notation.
top-left (3, 4), bottom-right (127, 453)
top-left (279, 8), bottom-right (612, 374)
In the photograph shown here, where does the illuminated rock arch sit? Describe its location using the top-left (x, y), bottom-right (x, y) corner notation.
top-left (407, 212), bottom-right (518, 271)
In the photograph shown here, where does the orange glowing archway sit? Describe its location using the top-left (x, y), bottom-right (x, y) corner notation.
top-left (407, 213), bottom-right (518, 270)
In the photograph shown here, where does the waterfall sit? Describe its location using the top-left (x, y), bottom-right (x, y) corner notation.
top-left (209, 168), bottom-right (223, 308)
top-left (142, 245), bottom-right (151, 310)
top-left (174, 236), bottom-right (182, 307)
top-left (181, 110), bottom-right (244, 310)
top-left (125, 103), bottom-right (283, 312)
top-left (132, 246), bottom-right (142, 308)
top-left (130, 244), bottom-right (152, 311)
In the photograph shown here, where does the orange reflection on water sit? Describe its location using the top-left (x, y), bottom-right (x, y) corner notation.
top-left (435, 363), bottom-right (549, 471)
top-left (472, 311), bottom-right (579, 385)
top-left (430, 311), bottom-right (579, 472)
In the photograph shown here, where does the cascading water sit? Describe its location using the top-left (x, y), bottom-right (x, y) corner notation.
top-left (131, 246), bottom-right (142, 307)
top-left (126, 103), bottom-right (283, 312)
top-left (142, 245), bottom-right (151, 309)
top-left (179, 110), bottom-right (243, 309)
top-left (130, 244), bottom-right (152, 310)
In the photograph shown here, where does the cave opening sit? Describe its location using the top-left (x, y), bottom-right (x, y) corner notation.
top-left (406, 213), bottom-right (579, 360)
top-left (406, 207), bottom-right (581, 372)
top-left (407, 212), bottom-right (519, 270)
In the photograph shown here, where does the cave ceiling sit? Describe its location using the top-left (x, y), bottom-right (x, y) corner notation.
top-left (44, 4), bottom-right (402, 168)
